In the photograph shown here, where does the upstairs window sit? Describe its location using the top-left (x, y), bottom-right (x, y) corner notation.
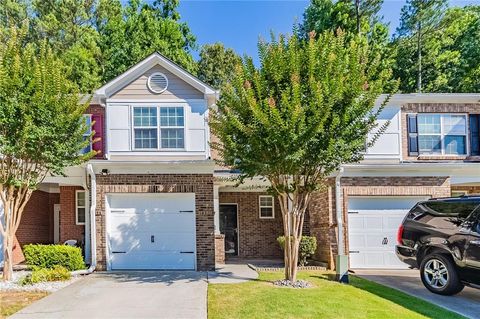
top-left (415, 114), bottom-right (467, 155)
top-left (133, 107), bottom-right (158, 149)
top-left (132, 106), bottom-right (185, 150)
top-left (160, 107), bottom-right (184, 149)
top-left (80, 114), bottom-right (92, 154)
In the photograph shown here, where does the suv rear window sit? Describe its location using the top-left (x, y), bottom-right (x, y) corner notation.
top-left (422, 199), bottom-right (480, 219)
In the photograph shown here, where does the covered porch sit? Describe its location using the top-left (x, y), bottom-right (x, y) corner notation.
top-left (0, 166), bottom-right (91, 265)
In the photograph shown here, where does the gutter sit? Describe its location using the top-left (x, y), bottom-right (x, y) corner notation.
top-left (71, 164), bottom-right (97, 276)
top-left (335, 167), bottom-right (349, 283)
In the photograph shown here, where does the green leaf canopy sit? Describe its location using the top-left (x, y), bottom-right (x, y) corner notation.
top-left (210, 32), bottom-right (396, 192)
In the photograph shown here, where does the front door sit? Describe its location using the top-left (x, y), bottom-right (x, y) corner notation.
top-left (219, 204), bottom-right (238, 255)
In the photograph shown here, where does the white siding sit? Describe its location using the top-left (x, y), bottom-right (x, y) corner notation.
top-left (364, 106), bottom-right (402, 159)
top-left (106, 101), bottom-right (209, 159)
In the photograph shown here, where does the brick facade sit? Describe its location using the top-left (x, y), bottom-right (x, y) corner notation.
top-left (401, 103), bottom-right (480, 161)
top-left (94, 174), bottom-right (215, 271)
top-left (215, 234), bottom-right (225, 264)
top-left (59, 186), bottom-right (86, 245)
top-left (13, 190), bottom-right (59, 264)
top-left (219, 192), bottom-right (284, 259)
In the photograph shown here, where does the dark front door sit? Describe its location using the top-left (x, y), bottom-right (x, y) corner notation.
top-left (219, 204), bottom-right (238, 255)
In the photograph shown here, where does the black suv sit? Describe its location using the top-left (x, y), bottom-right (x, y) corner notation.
top-left (396, 196), bottom-right (480, 295)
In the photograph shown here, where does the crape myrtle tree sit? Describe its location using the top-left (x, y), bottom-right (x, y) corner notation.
top-left (0, 25), bottom-right (94, 281)
top-left (210, 31), bottom-right (397, 282)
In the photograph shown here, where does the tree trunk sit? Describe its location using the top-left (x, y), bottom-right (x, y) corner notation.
top-left (417, 21), bottom-right (422, 93)
top-left (2, 234), bottom-right (14, 281)
top-left (355, 0), bottom-right (361, 35)
top-left (278, 190), bottom-right (308, 283)
top-left (1, 186), bottom-right (33, 281)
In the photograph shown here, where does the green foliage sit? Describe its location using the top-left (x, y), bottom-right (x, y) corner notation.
top-left (0, 24), bottom-right (93, 185)
top-left (210, 32), bottom-right (396, 188)
top-left (197, 43), bottom-right (242, 89)
top-left (0, 0), bottom-right (197, 92)
top-left (394, 5), bottom-right (480, 92)
top-left (19, 266), bottom-right (71, 285)
top-left (23, 244), bottom-right (86, 271)
top-left (277, 236), bottom-right (317, 266)
top-left (96, 0), bottom-right (197, 84)
top-left (300, 0), bottom-right (392, 71)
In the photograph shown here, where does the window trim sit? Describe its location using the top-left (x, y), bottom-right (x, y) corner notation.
top-left (132, 106), bottom-right (159, 150)
top-left (415, 113), bottom-right (469, 156)
top-left (131, 105), bottom-right (186, 151)
top-left (75, 190), bottom-right (86, 225)
top-left (259, 195), bottom-right (275, 219)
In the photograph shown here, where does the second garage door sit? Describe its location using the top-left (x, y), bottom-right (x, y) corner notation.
top-left (107, 193), bottom-right (196, 270)
top-left (348, 196), bottom-right (429, 269)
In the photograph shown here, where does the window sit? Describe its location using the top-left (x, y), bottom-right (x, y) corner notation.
top-left (160, 107), bottom-right (185, 148)
top-left (76, 191), bottom-right (86, 225)
top-left (80, 115), bottom-right (92, 154)
top-left (133, 107), bottom-right (158, 149)
top-left (416, 114), bottom-right (467, 155)
top-left (259, 196), bottom-right (274, 219)
top-left (132, 106), bottom-right (185, 150)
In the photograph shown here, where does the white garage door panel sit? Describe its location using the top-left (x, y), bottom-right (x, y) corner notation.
top-left (111, 252), bottom-right (195, 270)
top-left (107, 193), bottom-right (196, 270)
top-left (348, 196), bottom-right (428, 269)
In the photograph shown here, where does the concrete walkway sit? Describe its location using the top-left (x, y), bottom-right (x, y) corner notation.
top-left (208, 263), bottom-right (258, 284)
top-left (354, 269), bottom-right (480, 319)
top-left (10, 272), bottom-right (208, 319)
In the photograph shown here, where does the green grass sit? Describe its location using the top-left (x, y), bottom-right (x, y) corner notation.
top-left (0, 291), bottom-right (48, 318)
top-left (208, 271), bottom-right (466, 319)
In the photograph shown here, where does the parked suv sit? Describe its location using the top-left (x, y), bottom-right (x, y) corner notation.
top-left (396, 196), bottom-right (480, 295)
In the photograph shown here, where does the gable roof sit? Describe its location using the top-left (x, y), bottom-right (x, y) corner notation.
top-left (95, 52), bottom-right (217, 98)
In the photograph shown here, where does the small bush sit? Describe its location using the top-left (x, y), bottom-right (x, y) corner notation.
top-left (277, 236), bottom-right (317, 266)
top-left (19, 266), bottom-right (71, 285)
top-left (23, 244), bottom-right (85, 271)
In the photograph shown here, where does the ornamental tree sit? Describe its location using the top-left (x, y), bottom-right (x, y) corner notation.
top-left (0, 25), bottom-right (94, 281)
top-left (210, 31), bottom-right (396, 282)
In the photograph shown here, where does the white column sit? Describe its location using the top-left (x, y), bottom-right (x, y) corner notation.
top-left (214, 185), bottom-right (220, 234)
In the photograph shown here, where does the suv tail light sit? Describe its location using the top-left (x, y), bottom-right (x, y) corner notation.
top-left (397, 224), bottom-right (404, 245)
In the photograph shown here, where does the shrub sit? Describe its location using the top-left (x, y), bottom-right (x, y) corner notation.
top-left (277, 236), bottom-right (317, 266)
top-left (23, 244), bottom-right (85, 271)
top-left (20, 266), bottom-right (71, 285)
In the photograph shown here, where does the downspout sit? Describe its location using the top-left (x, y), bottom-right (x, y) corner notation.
top-left (335, 167), bottom-right (348, 283)
top-left (72, 164), bottom-right (97, 275)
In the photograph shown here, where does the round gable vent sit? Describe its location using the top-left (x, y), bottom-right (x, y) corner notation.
top-left (147, 72), bottom-right (168, 94)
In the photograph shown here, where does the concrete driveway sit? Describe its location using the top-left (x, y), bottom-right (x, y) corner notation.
top-left (354, 269), bottom-right (480, 319)
top-left (10, 271), bottom-right (207, 319)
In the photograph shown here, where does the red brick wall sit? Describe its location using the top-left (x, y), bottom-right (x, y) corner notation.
top-left (13, 190), bottom-right (59, 264)
top-left (219, 192), bottom-right (284, 259)
top-left (401, 103), bottom-right (480, 161)
top-left (59, 186), bottom-right (85, 244)
top-left (215, 234), bottom-right (225, 265)
top-left (94, 174), bottom-right (215, 271)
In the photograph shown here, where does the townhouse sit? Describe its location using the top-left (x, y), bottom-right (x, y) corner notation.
top-left (1, 53), bottom-right (479, 271)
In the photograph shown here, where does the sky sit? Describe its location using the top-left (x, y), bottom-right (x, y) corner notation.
top-left (178, 0), bottom-right (480, 61)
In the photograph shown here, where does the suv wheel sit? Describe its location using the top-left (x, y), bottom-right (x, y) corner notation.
top-left (420, 254), bottom-right (464, 295)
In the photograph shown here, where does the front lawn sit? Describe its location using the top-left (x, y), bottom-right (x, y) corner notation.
top-left (208, 271), bottom-right (465, 319)
top-left (0, 291), bottom-right (48, 318)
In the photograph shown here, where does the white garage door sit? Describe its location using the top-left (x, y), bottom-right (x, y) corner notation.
top-left (348, 196), bottom-right (428, 269)
top-left (107, 193), bottom-right (196, 270)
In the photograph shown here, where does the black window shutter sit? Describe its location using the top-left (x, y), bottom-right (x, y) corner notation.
top-left (470, 114), bottom-right (480, 156)
top-left (407, 114), bottom-right (418, 156)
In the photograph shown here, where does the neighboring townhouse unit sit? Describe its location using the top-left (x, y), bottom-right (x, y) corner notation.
top-left (1, 53), bottom-right (479, 272)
